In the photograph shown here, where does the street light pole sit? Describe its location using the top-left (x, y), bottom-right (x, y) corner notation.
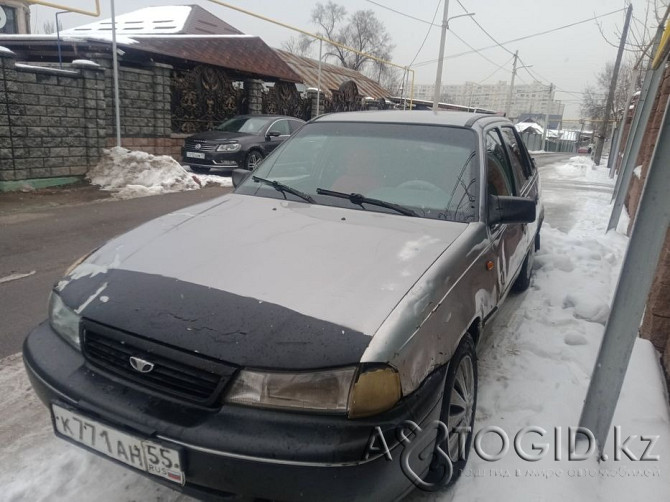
top-left (55, 11), bottom-right (68, 70)
top-left (432, 0), bottom-right (450, 112)
top-left (111, 0), bottom-right (122, 147)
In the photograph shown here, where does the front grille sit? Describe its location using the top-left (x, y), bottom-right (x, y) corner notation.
top-left (184, 139), bottom-right (216, 152)
top-left (81, 320), bottom-right (237, 406)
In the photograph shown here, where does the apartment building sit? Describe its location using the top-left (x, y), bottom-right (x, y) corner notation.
top-left (411, 80), bottom-right (565, 121)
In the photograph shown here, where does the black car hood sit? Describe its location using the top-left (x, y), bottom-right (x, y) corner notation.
top-left (56, 194), bottom-right (467, 369)
top-left (187, 131), bottom-right (256, 142)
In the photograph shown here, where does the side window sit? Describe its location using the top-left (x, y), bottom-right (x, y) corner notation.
top-left (268, 120), bottom-right (290, 136)
top-left (486, 130), bottom-right (514, 197)
top-left (288, 120), bottom-right (304, 134)
top-left (500, 127), bottom-right (531, 192)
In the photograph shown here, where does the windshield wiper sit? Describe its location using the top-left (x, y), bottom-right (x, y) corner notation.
top-left (316, 188), bottom-right (417, 217)
top-left (252, 176), bottom-right (315, 203)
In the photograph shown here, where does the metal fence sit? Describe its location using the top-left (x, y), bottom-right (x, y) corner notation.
top-left (520, 132), bottom-right (576, 153)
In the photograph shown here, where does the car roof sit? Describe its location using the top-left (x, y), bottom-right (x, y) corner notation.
top-left (312, 110), bottom-right (509, 128)
top-left (233, 114), bottom-right (305, 121)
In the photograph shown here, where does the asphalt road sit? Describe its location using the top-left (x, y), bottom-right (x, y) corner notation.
top-left (0, 154), bottom-right (575, 360)
top-left (0, 185), bottom-right (232, 359)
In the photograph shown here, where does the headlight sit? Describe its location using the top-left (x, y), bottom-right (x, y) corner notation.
top-left (49, 292), bottom-right (81, 350)
top-left (216, 143), bottom-right (241, 152)
top-left (225, 365), bottom-right (402, 418)
top-left (348, 366), bottom-right (402, 418)
top-left (225, 367), bottom-right (356, 413)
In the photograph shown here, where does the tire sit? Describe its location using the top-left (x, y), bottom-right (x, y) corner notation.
top-left (244, 150), bottom-right (264, 170)
top-left (425, 334), bottom-right (477, 488)
top-left (512, 245), bottom-right (535, 292)
top-left (190, 166), bottom-right (211, 174)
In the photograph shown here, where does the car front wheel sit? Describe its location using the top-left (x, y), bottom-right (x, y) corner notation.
top-left (425, 334), bottom-right (477, 488)
top-left (245, 150), bottom-right (264, 170)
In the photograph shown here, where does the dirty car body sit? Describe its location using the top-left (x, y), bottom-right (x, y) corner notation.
top-left (24, 111), bottom-right (542, 501)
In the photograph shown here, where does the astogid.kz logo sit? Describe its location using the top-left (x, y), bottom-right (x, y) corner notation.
top-left (364, 421), bottom-right (661, 491)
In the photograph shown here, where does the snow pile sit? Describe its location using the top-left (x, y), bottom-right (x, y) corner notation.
top-left (87, 147), bottom-right (231, 199)
top-left (634, 165), bottom-right (643, 179)
top-left (549, 155), bottom-right (599, 179)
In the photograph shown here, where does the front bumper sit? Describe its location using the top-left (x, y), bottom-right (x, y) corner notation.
top-left (23, 322), bottom-right (447, 501)
top-left (181, 148), bottom-right (245, 168)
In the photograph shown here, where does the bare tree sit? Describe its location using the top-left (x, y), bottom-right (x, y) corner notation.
top-left (281, 35), bottom-right (314, 58)
top-left (301, 1), bottom-right (394, 72)
top-left (581, 61), bottom-right (636, 134)
top-left (42, 19), bottom-right (62, 34)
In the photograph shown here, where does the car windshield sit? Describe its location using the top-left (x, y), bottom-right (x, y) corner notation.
top-left (236, 121), bottom-right (479, 222)
top-left (214, 117), bottom-right (269, 134)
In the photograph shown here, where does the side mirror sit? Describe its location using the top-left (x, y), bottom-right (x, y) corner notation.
top-left (488, 195), bottom-right (536, 226)
top-left (266, 131), bottom-right (281, 139)
top-left (232, 168), bottom-right (251, 188)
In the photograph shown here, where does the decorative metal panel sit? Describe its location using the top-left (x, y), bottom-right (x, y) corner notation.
top-left (322, 81), bottom-right (387, 114)
top-left (171, 65), bottom-right (246, 134)
top-left (261, 81), bottom-right (311, 121)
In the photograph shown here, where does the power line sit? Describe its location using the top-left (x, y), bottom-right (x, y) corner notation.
top-left (455, 0), bottom-right (515, 57)
top-left (365, 0), bottom-right (438, 26)
top-left (407, 0), bottom-right (442, 67)
top-left (413, 8), bottom-right (625, 67)
top-left (367, 0), bottom-right (514, 77)
top-left (478, 54), bottom-right (516, 83)
top-left (449, 28), bottom-right (512, 73)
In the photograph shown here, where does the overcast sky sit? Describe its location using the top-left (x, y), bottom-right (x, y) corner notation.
top-left (29, 1), bottom-right (664, 120)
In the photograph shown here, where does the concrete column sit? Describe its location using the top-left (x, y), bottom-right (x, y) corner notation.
top-left (152, 62), bottom-right (173, 137)
top-left (73, 60), bottom-right (105, 170)
top-left (245, 79), bottom-right (263, 115)
top-left (307, 88), bottom-right (324, 119)
top-left (0, 47), bottom-right (16, 180)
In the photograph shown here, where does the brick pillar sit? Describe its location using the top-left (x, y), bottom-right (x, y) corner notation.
top-left (245, 79), bottom-right (263, 115)
top-left (73, 60), bottom-right (106, 172)
top-left (0, 48), bottom-right (16, 180)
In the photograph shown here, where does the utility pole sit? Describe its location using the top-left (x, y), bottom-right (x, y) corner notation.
top-left (542, 83), bottom-right (553, 151)
top-left (505, 50), bottom-right (519, 117)
top-left (432, 0), bottom-right (450, 112)
top-left (593, 4), bottom-right (632, 165)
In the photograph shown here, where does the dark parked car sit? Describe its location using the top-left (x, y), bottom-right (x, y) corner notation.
top-left (24, 111), bottom-right (542, 501)
top-left (181, 114), bottom-right (305, 172)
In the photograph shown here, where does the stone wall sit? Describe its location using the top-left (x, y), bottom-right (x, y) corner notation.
top-left (0, 50), bottom-right (106, 189)
top-left (0, 47), bottom-right (179, 190)
top-left (101, 61), bottom-right (172, 139)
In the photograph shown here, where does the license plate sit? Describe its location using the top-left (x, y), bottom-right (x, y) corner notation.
top-left (186, 151), bottom-right (205, 159)
top-left (52, 404), bottom-right (184, 485)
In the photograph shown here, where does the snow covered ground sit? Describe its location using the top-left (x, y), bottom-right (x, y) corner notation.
top-left (1, 157), bottom-right (669, 502)
top-left (87, 147), bottom-right (231, 199)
